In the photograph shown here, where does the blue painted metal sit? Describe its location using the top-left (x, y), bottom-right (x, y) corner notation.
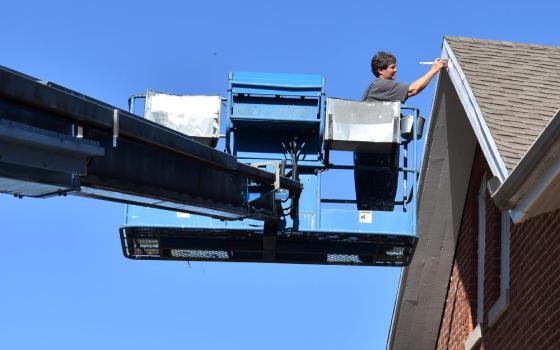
top-left (227, 72), bottom-right (324, 167)
top-left (122, 71), bottom-right (421, 266)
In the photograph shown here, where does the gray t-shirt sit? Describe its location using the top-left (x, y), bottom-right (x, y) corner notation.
top-left (362, 78), bottom-right (409, 103)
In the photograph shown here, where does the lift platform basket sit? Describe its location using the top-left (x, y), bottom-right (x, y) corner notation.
top-left (121, 72), bottom-right (420, 266)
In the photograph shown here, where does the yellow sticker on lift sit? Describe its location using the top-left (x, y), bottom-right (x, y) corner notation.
top-left (176, 212), bottom-right (191, 218)
top-left (359, 210), bottom-right (372, 224)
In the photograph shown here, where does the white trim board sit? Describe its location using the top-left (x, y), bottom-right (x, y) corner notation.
top-left (509, 153), bottom-right (560, 223)
top-left (442, 39), bottom-right (509, 183)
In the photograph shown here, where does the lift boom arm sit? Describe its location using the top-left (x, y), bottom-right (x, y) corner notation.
top-left (0, 66), bottom-right (301, 221)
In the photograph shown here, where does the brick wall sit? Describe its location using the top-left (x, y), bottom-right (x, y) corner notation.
top-left (436, 147), bottom-right (484, 350)
top-left (436, 147), bottom-right (560, 350)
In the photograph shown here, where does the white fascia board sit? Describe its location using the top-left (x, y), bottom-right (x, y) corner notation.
top-left (442, 39), bottom-right (509, 183)
top-left (509, 154), bottom-right (560, 223)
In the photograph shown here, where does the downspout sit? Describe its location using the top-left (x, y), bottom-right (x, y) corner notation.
top-left (487, 212), bottom-right (510, 326)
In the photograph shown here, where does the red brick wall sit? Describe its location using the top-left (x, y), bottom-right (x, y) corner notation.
top-left (436, 147), bottom-right (484, 350)
top-left (436, 147), bottom-right (560, 350)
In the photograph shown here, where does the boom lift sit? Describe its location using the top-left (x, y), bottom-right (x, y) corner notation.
top-left (0, 67), bottom-right (423, 266)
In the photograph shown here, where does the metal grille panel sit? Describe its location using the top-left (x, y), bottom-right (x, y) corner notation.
top-left (170, 249), bottom-right (229, 260)
top-left (120, 227), bottom-right (417, 267)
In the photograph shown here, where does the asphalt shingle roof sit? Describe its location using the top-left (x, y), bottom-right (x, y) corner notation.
top-left (445, 36), bottom-right (560, 173)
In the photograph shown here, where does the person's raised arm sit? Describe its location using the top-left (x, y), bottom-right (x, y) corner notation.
top-left (407, 59), bottom-right (447, 97)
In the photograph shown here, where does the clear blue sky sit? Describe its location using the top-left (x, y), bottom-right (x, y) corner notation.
top-left (0, 1), bottom-right (556, 349)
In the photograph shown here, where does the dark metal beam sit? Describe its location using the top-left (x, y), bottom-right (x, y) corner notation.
top-left (0, 65), bottom-right (302, 221)
top-left (0, 66), bottom-right (301, 192)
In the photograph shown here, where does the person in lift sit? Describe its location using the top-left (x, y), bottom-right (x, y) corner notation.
top-left (363, 51), bottom-right (447, 103)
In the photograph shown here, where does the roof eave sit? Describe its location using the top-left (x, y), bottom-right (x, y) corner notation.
top-left (442, 37), bottom-right (509, 183)
top-left (492, 109), bottom-right (560, 222)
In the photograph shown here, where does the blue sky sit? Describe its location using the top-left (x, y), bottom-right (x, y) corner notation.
top-left (0, 1), bottom-right (557, 349)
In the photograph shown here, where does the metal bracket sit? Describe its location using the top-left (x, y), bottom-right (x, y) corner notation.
top-left (127, 93), bottom-right (146, 114)
top-left (74, 125), bottom-right (84, 139)
top-left (113, 109), bottom-right (119, 148)
top-left (250, 161), bottom-right (281, 189)
top-left (250, 161), bottom-right (283, 260)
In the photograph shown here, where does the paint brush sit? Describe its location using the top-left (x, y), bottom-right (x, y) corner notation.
top-left (419, 59), bottom-right (452, 69)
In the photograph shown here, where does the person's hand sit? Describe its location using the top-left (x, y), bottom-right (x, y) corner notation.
top-left (431, 58), bottom-right (448, 71)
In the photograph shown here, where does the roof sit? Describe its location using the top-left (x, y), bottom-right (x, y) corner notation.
top-left (389, 37), bottom-right (560, 350)
top-left (445, 37), bottom-right (560, 173)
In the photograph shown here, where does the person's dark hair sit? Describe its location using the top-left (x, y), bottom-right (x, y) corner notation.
top-left (371, 51), bottom-right (397, 77)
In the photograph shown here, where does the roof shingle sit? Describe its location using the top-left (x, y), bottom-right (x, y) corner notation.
top-left (445, 36), bottom-right (560, 172)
